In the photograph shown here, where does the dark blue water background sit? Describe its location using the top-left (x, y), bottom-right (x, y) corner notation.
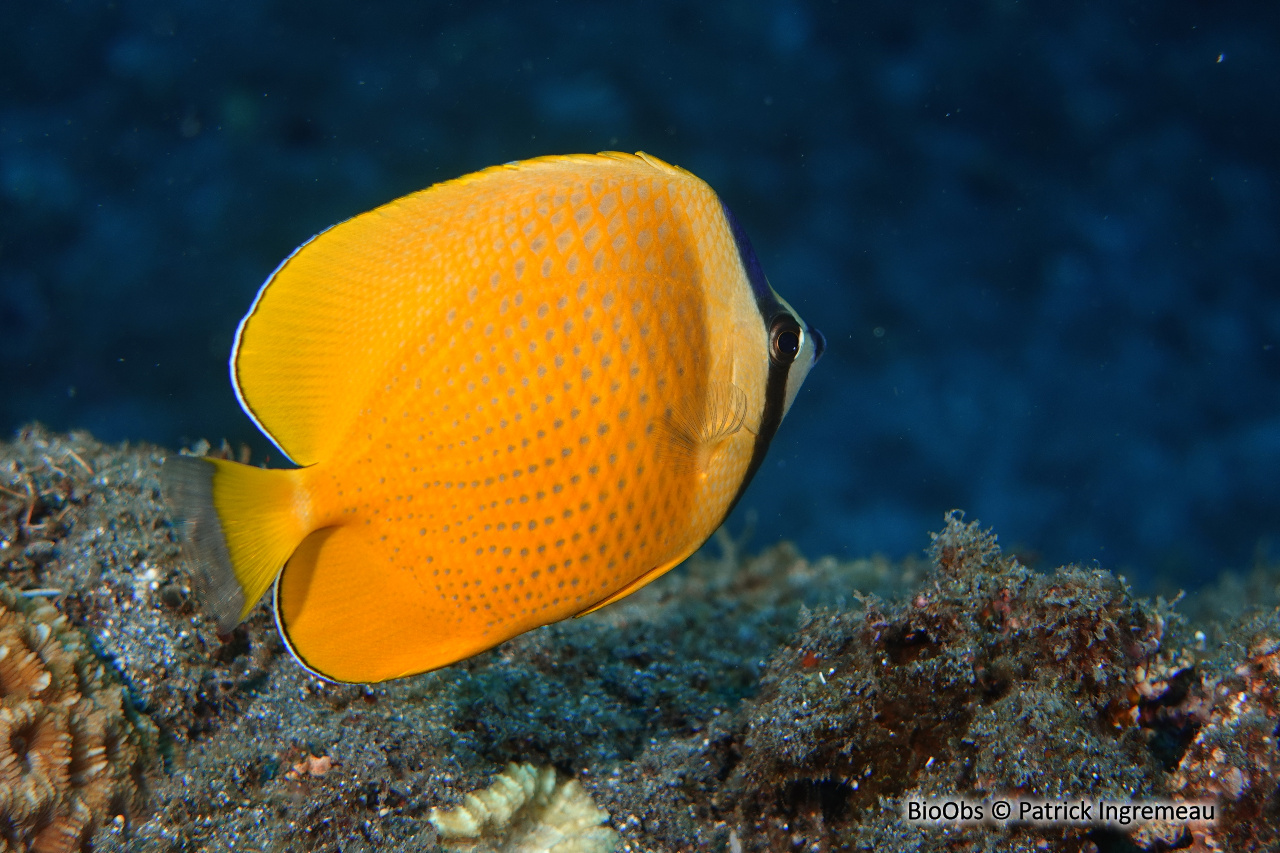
top-left (2, 1), bottom-right (1277, 590)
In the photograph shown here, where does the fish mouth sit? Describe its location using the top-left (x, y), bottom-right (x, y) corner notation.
top-left (809, 325), bottom-right (827, 364)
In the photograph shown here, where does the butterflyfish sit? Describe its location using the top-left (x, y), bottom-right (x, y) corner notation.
top-left (162, 152), bottom-right (824, 683)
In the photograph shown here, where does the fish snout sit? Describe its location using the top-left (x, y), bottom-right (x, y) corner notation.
top-left (809, 325), bottom-right (826, 364)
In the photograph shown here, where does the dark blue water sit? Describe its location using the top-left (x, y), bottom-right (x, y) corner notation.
top-left (2, 1), bottom-right (1276, 590)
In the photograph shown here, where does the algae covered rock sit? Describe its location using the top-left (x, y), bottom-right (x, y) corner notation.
top-left (1155, 609), bottom-right (1280, 851)
top-left (719, 513), bottom-right (1166, 845)
top-left (590, 513), bottom-right (1233, 852)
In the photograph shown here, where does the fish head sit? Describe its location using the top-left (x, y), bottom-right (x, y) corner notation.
top-left (767, 290), bottom-right (823, 419)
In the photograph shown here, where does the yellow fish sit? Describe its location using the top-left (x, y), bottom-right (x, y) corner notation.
top-left (162, 152), bottom-right (823, 682)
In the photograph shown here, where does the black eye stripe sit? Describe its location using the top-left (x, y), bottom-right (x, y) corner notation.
top-left (721, 199), bottom-right (801, 525)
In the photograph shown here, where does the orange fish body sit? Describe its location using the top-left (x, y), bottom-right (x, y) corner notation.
top-left (162, 153), bottom-right (822, 682)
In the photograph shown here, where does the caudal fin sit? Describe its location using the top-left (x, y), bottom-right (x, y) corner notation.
top-left (160, 455), bottom-right (310, 631)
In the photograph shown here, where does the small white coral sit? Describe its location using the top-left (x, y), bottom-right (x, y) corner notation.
top-left (429, 762), bottom-right (619, 853)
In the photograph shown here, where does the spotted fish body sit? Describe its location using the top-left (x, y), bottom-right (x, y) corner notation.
top-left (162, 152), bottom-right (823, 682)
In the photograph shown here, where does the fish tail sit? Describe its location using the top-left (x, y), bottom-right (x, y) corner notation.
top-left (160, 455), bottom-right (311, 632)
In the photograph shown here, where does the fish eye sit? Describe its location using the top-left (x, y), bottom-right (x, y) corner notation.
top-left (769, 315), bottom-right (802, 365)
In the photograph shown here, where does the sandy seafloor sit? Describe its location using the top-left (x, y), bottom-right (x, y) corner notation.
top-left (2, 425), bottom-right (1279, 853)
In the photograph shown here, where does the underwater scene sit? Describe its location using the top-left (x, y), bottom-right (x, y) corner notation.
top-left (1, 1), bottom-right (1278, 851)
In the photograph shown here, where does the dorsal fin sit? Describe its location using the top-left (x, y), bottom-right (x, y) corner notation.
top-left (232, 152), bottom-right (691, 465)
